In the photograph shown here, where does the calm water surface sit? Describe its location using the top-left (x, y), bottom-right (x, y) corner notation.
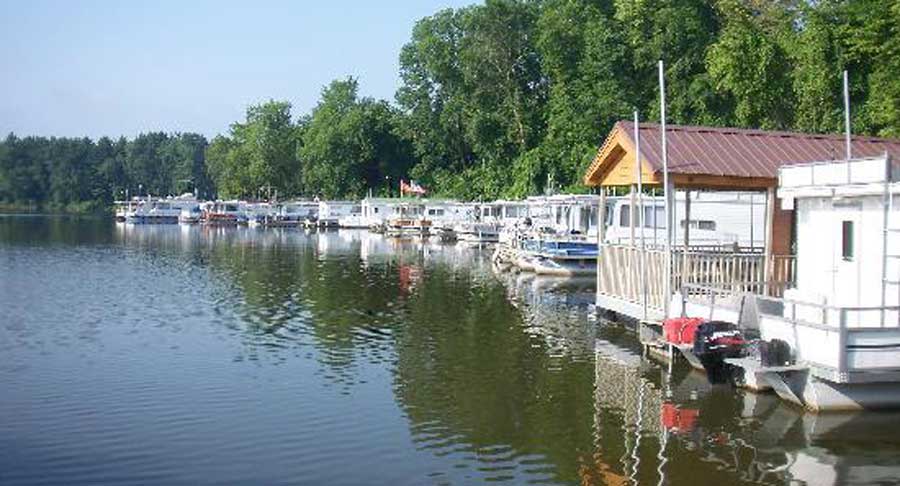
top-left (1, 216), bottom-right (899, 485)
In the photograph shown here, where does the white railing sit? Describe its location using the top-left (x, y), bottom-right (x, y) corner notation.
top-left (598, 244), bottom-right (795, 318)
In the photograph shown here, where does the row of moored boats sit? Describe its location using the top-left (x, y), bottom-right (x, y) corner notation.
top-left (116, 191), bottom-right (765, 278)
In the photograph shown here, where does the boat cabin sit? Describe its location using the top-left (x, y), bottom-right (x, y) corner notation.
top-left (318, 200), bottom-right (360, 221)
top-left (477, 200), bottom-right (528, 224)
top-left (361, 198), bottom-right (403, 226)
top-left (603, 192), bottom-right (766, 249)
top-left (280, 201), bottom-right (319, 221)
top-left (527, 194), bottom-right (601, 236)
top-left (423, 201), bottom-right (472, 225)
top-left (778, 155), bottom-right (900, 325)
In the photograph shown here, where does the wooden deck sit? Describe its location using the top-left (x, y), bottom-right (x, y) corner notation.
top-left (596, 243), bottom-right (795, 321)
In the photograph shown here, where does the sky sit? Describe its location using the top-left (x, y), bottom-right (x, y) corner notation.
top-left (0, 0), bottom-right (476, 139)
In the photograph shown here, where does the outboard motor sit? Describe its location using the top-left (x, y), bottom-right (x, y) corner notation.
top-left (692, 321), bottom-right (746, 384)
top-left (760, 338), bottom-right (793, 367)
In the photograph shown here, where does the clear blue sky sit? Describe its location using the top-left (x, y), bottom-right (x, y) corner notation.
top-left (0, 0), bottom-right (477, 139)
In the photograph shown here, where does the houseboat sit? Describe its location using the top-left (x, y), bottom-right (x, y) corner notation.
top-left (424, 201), bottom-right (475, 241)
top-left (244, 202), bottom-right (279, 227)
top-left (675, 155), bottom-right (900, 411)
top-left (385, 201), bottom-right (431, 235)
top-left (527, 194), bottom-right (600, 237)
top-left (203, 201), bottom-right (244, 225)
top-left (126, 194), bottom-right (200, 224)
top-left (456, 200), bottom-right (527, 243)
top-left (276, 200), bottom-right (318, 226)
top-left (603, 192), bottom-right (766, 249)
top-left (317, 200), bottom-right (359, 228)
top-left (358, 197), bottom-right (401, 230)
top-left (114, 198), bottom-right (141, 222)
top-left (178, 204), bottom-right (203, 224)
top-left (494, 195), bottom-right (600, 271)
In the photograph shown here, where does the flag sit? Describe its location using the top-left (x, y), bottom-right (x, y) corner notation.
top-left (400, 179), bottom-right (427, 195)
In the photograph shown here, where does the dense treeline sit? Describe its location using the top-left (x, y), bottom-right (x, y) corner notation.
top-left (2, 0), bottom-right (900, 210)
top-left (0, 132), bottom-right (213, 212)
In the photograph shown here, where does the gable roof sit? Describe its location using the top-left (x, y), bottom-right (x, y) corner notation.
top-left (584, 121), bottom-right (900, 189)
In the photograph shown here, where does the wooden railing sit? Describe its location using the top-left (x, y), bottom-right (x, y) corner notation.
top-left (598, 245), bottom-right (669, 312)
top-left (598, 244), bottom-right (796, 317)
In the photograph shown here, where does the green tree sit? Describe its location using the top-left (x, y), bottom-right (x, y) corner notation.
top-left (706, 0), bottom-right (795, 129)
top-left (205, 101), bottom-right (299, 199)
top-left (300, 78), bottom-right (415, 199)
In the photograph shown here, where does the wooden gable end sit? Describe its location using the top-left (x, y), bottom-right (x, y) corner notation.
top-left (584, 128), bottom-right (659, 187)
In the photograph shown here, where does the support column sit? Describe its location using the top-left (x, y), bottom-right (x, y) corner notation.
top-left (598, 188), bottom-right (607, 305)
top-left (764, 186), bottom-right (776, 295)
top-left (682, 190), bottom-right (691, 301)
top-left (629, 184), bottom-right (636, 247)
top-left (664, 178), bottom-right (675, 318)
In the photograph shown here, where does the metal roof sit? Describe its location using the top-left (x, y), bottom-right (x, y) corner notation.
top-left (597, 121), bottom-right (900, 180)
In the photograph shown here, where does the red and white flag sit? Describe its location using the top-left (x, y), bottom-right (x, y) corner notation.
top-left (400, 179), bottom-right (427, 195)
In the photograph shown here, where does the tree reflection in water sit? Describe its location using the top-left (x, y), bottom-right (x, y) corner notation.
top-left (108, 224), bottom-right (900, 485)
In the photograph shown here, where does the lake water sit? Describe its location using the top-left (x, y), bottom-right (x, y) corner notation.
top-left (2, 216), bottom-right (899, 485)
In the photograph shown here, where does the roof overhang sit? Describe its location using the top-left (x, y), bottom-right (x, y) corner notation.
top-left (584, 124), bottom-right (659, 187)
top-left (584, 122), bottom-right (776, 191)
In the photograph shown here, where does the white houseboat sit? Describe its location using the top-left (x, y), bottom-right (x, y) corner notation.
top-left (527, 194), bottom-right (600, 237)
top-left (676, 155), bottom-right (900, 411)
top-left (244, 202), bottom-right (279, 227)
top-left (358, 197), bottom-right (403, 230)
top-left (126, 194), bottom-right (200, 224)
top-left (603, 191), bottom-right (767, 249)
top-left (424, 201), bottom-right (475, 240)
top-left (457, 200), bottom-right (527, 243)
top-left (203, 200), bottom-right (244, 225)
top-left (385, 201), bottom-right (430, 235)
top-left (114, 198), bottom-right (142, 222)
top-left (317, 200), bottom-right (359, 228)
top-left (277, 200), bottom-right (319, 226)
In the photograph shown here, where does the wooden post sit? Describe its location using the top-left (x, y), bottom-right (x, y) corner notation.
top-left (763, 186), bottom-right (776, 295)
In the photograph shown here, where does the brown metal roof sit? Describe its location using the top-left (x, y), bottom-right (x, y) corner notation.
top-left (590, 121), bottom-right (900, 182)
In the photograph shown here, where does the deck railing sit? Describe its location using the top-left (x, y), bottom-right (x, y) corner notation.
top-left (597, 244), bottom-right (796, 317)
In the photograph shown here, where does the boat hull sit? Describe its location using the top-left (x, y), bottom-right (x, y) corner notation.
top-left (762, 369), bottom-right (900, 412)
top-left (532, 258), bottom-right (596, 277)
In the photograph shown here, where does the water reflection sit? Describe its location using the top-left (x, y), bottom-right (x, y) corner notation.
top-left (1, 217), bottom-right (898, 486)
top-left (591, 324), bottom-right (900, 486)
top-left (113, 224), bottom-right (601, 484)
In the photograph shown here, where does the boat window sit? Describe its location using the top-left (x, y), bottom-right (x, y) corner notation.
top-left (680, 220), bottom-right (716, 231)
top-left (226, 204), bottom-right (238, 212)
top-left (620, 204), bottom-right (631, 227)
top-left (428, 209), bottom-right (445, 216)
top-left (374, 207), bottom-right (379, 214)
top-left (579, 207), bottom-right (590, 230)
top-left (842, 220), bottom-right (854, 261)
top-left (644, 206), bottom-right (666, 229)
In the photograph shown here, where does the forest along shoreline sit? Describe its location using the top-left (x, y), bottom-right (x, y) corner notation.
top-left (2, 1), bottom-right (898, 212)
